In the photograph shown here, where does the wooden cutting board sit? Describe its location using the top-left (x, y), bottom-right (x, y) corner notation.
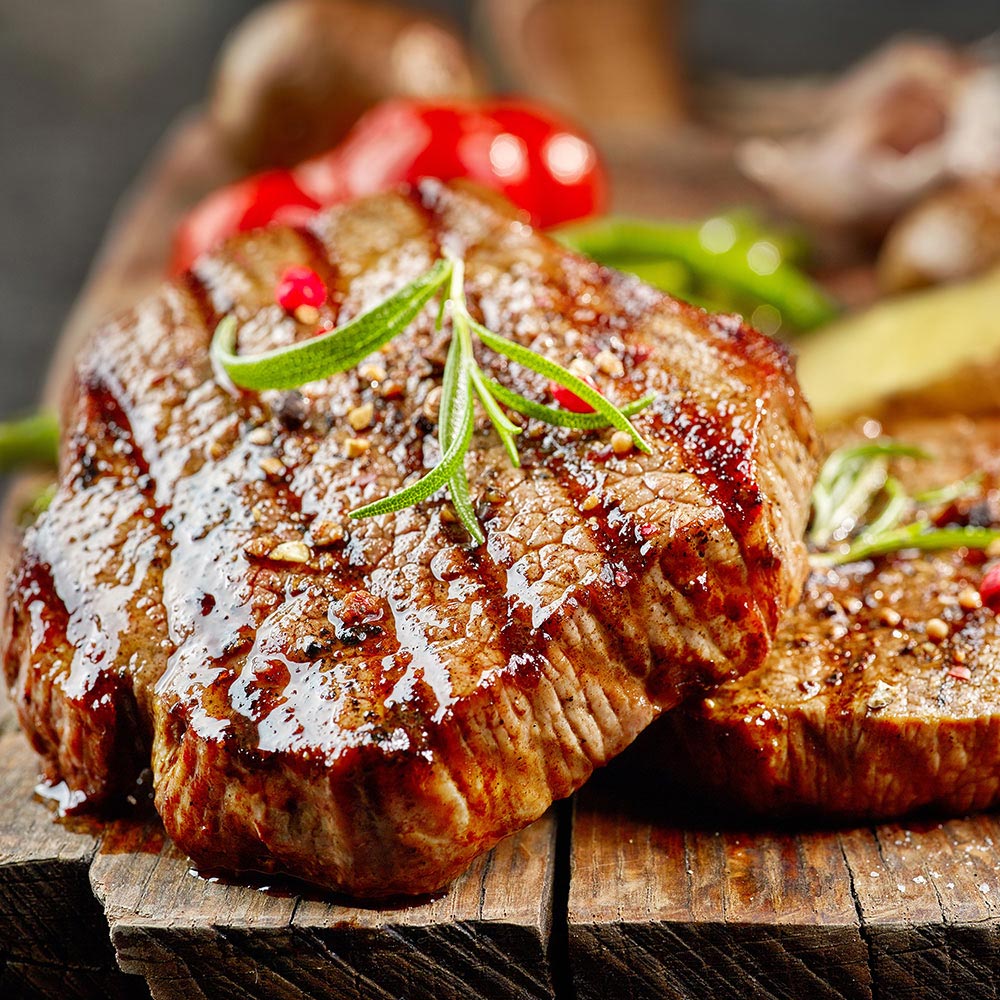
top-left (3, 112), bottom-right (1000, 1000)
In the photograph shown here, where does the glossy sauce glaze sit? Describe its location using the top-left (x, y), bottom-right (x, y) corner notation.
top-left (2, 181), bottom-right (817, 895)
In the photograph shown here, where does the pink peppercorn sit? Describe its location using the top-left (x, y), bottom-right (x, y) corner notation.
top-left (549, 376), bottom-right (602, 413)
top-left (275, 265), bottom-right (327, 315)
top-left (980, 565), bottom-right (1000, 612)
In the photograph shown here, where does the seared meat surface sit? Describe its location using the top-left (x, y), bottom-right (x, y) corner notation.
top-left (3, 181), bottom-right (816, 896)
top-left (651, 415), bottom-right (1000, 822)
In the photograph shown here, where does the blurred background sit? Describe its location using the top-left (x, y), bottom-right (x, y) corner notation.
top-left (2, 0), bottom-right (999, 417)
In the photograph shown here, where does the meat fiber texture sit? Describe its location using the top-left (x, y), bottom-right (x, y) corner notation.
top-left (3, 181), bottom-right (817, 897)
top-left (649, 415), bottom-right (1000, 822)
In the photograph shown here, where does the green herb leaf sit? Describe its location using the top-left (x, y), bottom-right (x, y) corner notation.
top-left (212, 257), bottom-right (453, 391)
top-left (809, 440), bottom-right (1000, 567)
top-left (434, 262), bottom-right (485, 543)
top-left (471, 368), bottom-right (521, 467)
top-left (484, 377), bottom-right (655, 429)
top-left (914, 472), bottom-right (984, 508)
top-left (18, 481), bottom-right (56, 527)
top-left (471, 322), bottom-right (652, 453)
top-left (861, 475), bottom-right (908, 538)
top-left (350, 372), bottom-right (475, 520)
top-left (812, 521), bottom-right (1000, 567)
top-left (809, 441), bottom-right (929, 547)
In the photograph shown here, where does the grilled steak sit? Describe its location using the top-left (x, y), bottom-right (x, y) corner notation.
top-left (649, 415), bottom-right (1000, 822)
top-left (3, 181), bottom-right (817, 896)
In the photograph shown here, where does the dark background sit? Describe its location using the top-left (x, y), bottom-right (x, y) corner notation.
top-left (1, 0), bottom-right (998, 420)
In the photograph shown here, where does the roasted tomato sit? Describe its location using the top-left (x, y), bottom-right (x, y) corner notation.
top-left (298, 99), bottom-right (607, 229)
top-left (171, 170), bottom-right (320, 274)
top-left (488, 102), bottom-right (607, 229)
top-left (171, 99), bottom-right (607, 273)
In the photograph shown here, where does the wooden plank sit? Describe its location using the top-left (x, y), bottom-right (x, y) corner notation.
top-left (91, 811), bottom-right (556, 1000)
top-left (569, 766), bottom-right (1000, 999)
top-left (568, 774), bottom-right (870, 1000)
top-left (0, 706), bottom-right (151, 999)
top-left (840, 817), bottom-right (1000, 999)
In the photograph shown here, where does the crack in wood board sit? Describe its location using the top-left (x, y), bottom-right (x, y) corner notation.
top-left (568, 772), bottom-right (1000, 999)
top-left (838, 819), bottom-right (1000, 998)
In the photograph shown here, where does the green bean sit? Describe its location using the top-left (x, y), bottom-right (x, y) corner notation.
top-left (598, 256), bottom-right (691, 296)
top-left (554, 216), bottom-right (838, 332)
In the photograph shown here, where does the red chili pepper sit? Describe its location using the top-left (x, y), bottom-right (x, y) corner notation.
top-left (275, 265), bottom-right (327, 314)
top-left (171, 170), bottom-right (320, 274)
top-left (548, 376), bottom-right (601, 413)
top-left (170, 100), bottom-right (607, 274)
top-left (980, 565), bottom-right (1000, 611)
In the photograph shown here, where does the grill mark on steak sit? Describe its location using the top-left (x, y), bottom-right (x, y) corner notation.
top-left (544, 408), bottom-right (775, 688)
top-left (179, 267), bottom-right (222, 332)
top-left (647, 396), bottom-right (771, 641)
top-left (551, 278), bottom-right (788, 644)
top-left (290, 225), bottom-right (343, 299)
top-left (3, 182), bottom-right (817, 896)
top-left (542, 451), bottom-right (659, 677)
top-left (643, 312), bottom-right (794, 637)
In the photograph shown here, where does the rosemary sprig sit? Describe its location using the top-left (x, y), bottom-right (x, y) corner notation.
top-left (211, 254), bottom-right (654, 542)
top-left (913, 472), bottom-right (984, 508)
top-left (809, 442), bottom-right (928, 548)
top-left (17, 481), bottom-right (56, 527)
top-left (811, 521), bottom-right (1000, 568)
top-left (483, 378), bottom-right (656, 429)
top-left (0, 412), bottom-right (59, 472)
top-left (809, 441), bottom-right (1000, 567)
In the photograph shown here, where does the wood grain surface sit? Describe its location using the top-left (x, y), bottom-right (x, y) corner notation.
top-left (568, 776), bottom-right (870, 1000)
top-left (93, 812), bottom-right (556, 1000)
top-left (568, 766), bottom-right (1000, 1000)
top-left (3, 104), bottom-right (1000, 1000)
